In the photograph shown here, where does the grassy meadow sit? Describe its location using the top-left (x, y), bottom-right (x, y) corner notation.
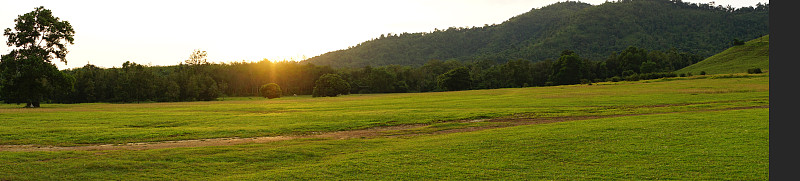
top-left (0, 74), bottom-right (769, 180)
top-left (677, 35), bottom-right (769, 75)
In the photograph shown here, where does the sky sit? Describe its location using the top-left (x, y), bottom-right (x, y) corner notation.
top-left (0, 0), bottom-right (769, 70)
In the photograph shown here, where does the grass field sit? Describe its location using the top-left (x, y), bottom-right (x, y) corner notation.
top-left (677, 35), bottom-right (769, 75)
top-left (0, 74), bottom-right (769, 180)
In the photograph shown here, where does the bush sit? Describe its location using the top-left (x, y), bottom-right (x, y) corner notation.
top-left (607, 76), bottom-right (622, 82)
top-left (260, 83), bottom-right (282, 99)
top-left (747, 67), bottom-right (762, 74)
top-left (313, 74), bottom-right (350, 97)
top-left (732, 38), bottom-right (745, 46)
top-left (699, 71), bottom-right (706, 75)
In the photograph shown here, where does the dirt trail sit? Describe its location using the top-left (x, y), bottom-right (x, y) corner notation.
top-left (0, 105), bottom-right (767, 152)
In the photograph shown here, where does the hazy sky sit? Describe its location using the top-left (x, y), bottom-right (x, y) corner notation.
top-left (1, 0), bottom-right (768, 70)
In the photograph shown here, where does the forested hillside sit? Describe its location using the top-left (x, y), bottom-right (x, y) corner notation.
top-left (303, 0), bottom-right (769, 68)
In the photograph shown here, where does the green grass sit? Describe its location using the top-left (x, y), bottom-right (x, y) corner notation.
top-left (677, 35), bottom-right (769, 75)
top-left (0, 108), bottom-right (768, 180)
top-left (0, 75), bottom-right (769, 180)
top-left (0, 75), bottom-right (769, 146)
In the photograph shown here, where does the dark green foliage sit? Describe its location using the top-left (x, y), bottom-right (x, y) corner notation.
top-left (747, 68), bottom-right (762, 74)
top-left (0, 6), bottom-right (75, 107)
top-left (732, 39), bottom-right (745, 46)
top-left (436, 67), bottom-right (471, 91)
top-left (54, 60), bottom-right (332, 103)
top-left (312, 74), bottom-right (350, 97)
top-left (549, 52), bottom-right (584, 85)
top-left (639, 61), bottom-right (659, 74)
top-left (699, 71), bottom-right (707, 75)
top-left (44, 45), bottom-right (702, 103)
top-left (304, 0), bottom-right (768, 68)
top-left (260, 83), bottom-right (282, 99)
top-left (623, 72), bottom-right (677, 81)
top-left (193, 74), bottom-right (220, 101)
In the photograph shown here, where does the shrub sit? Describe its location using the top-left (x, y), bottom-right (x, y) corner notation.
top-left (313, 74), bottom-right (350, 97)
top-left (699, 71), bottom-right (706, 75)
top-left (747, 67), bottom-right (762, 74)
top-left (732, 38), bottom-right (745, 46)
top-left (260, 83), bottom-right (282, 99)
top-left (607, 76), bottom-right (622, 82)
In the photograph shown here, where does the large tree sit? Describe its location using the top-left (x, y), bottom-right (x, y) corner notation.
top-left (0, 6), bottom-right (75, 107)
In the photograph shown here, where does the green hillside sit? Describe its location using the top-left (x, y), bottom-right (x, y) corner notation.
top-left (677, 35), bottom-right (769, 75)
top-left (304, 0), bottom-right (769, 68)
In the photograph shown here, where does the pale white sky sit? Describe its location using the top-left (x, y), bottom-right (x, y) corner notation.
top-left (0, 0), bottom-right (768, 70)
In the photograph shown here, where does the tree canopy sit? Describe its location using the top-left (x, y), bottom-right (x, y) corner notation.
top-left (0, 6), bottom-right (75, 107)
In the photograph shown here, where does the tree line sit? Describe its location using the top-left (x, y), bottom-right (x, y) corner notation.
top-left (25, 45), bottom-right (701, 104)
top-left (337, 46), bottom-right (703, 94)
top-left (50, 58), bottom-right (335, 103)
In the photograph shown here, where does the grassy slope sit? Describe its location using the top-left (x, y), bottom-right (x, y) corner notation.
top-left (0, 75), bottom-right (769, 146)
top-left (677, 35), bottom-right (769, 75)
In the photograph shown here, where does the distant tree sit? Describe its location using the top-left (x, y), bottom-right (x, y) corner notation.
top-left (436, 66), bottom-right (471, 91)
top-left (0, 6), bottom-right (75, 107)
top-left (549, 50), bottom-right (584, 85)
top-left (312, 74), bottom-right (350, 97)
top-left (639, 61), bottom-right (659, 74)
top-left (260, 83), bottom-right (282, 99)
top-left (164, 80), bottom-right (181, 102)
top-left (185, 49), bottom-right (208, 65)
top-left (195, 75), bottom-right (219, 101)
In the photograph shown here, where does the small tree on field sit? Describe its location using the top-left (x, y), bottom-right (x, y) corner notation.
top-left (260, 83), bottom-right (282, 99)
top-left (312, 74), bottom-right (350, 97)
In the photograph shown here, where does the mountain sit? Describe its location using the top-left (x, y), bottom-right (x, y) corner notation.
top-left (303, 0), bottom-right (769, 68)
top-left (676, 35), bottom-right (769, 75)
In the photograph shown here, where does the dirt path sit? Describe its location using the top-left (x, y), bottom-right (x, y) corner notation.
top-left (0, 105), bottom-right (767, 152)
